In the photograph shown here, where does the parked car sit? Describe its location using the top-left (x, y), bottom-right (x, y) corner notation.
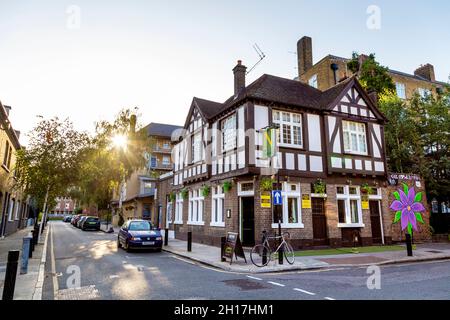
top-left (63, 216), bottom-right (72, 223)
top-left (77, 216), bottom-right (88, 228)
top-left (71, 215), bottom-right (80, 226)
top-left (81, 216), bottom-right (100, 231)
top-left (118, 219), bottom-right (162, 252)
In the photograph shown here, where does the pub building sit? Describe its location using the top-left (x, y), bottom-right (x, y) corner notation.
top-left (156, 60), bottom-right (394, 249)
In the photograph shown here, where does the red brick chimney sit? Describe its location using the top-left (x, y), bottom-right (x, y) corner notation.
top-left (414, 64), bottom-right (435, 82)
top-left (233, 60), bottom-right (247, 95)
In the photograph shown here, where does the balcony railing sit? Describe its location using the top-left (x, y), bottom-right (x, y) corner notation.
top-left (152, 146), bottom-right (172, 154)
top-left (149, 162), bottom-right (173, 170)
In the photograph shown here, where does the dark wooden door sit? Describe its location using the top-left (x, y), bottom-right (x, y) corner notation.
top-left (312, 198), bottom-right (329, 246)
top-left (241, 197), bottom-right (255, 247)
top-left (370, 200), bottom-right (383, 244)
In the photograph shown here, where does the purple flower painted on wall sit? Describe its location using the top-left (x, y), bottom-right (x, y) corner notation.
top-left (390, 183), bottom-right (426, 235)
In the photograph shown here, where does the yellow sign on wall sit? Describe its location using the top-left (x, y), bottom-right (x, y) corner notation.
top-left (261, 192), bottom-right (271, 208)
top-left (302, 194), bottom-right (311, 209)
top-left (361, 195), bottom-right (369, 210)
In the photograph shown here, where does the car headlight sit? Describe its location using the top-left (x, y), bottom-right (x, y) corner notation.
top-left (156, 237), bottom-right (162, 241)
top-left (131, 237), bottom-right (141, 241)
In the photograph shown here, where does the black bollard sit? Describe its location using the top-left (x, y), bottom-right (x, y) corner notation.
top-left (405, 233), bottom-right (413, 257)
top-left (278, 221), bottom-right (283, 265)
top-left (2, 250), bottom-right (20, 300)
top-left (30, 231), bottom-right (35, 256)
top-left (187, 231), bottom-right (192, 252)
top-left (262, 231), bottom-right (268, 265)
top-left (164, 229), bottom-right (169, 246)
top-left (220, 236), bottom-right (226, 262)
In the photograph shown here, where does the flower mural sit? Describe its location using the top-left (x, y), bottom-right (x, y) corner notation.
top-left (390, 183), bottom-right (426, 235)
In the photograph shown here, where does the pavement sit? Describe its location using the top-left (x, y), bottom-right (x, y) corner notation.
top-left (0, 225), bottom-right (49, 300)
top-left (162, 238), bottom-right (450, 273)
top-left (42, 221), bottom-right (450, 300)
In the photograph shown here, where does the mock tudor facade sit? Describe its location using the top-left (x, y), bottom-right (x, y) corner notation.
top-left (160, 60), bottom-right (394, 249)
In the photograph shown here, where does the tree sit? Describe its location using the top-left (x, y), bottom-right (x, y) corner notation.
top-left (15, 117), bottom-right (89, 237)
top-left (347, 52), bottom-right (396, 94)
top-left (74, 108), bottom-right (150, 219)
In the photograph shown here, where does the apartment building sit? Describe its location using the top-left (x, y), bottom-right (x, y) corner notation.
top-left (155, 59), bottom-right (431, 249)
top-left (297, 36), bottom-right (447, 99)
top-left (0, 102), bottom-right (32, 237)
top-left (111, 122), bottom-right (182, 224)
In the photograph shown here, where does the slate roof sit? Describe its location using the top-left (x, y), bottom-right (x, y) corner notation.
top-left (145, 122), bottom-right (183, 138)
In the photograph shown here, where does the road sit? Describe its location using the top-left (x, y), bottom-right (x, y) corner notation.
top-left (43, 221), bottom-right (450, 300)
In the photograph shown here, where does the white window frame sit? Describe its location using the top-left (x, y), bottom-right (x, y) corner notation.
top-left (417, 88), bottom-right (431, 99)
top-left (211, 186), bottom-right (225, 227)
top-left (8, 199), bottom-right (14, 222)
top-left (272, 111), bottom-right (303, 149)
top-left (221, 114), bottom-right (237, 152)
top-left (342, 120), bottom-right (368, 155)
top-left (188, 189), bottom-right (204, 225)
top-left (166, 199), bottom-right (173, 224)
top-left (238, 182), bottom-right (255, 197)
top-left (192, 132), bottom-right (202, 164)
top-left (174, 194), bottom-right (183, 224)
top-left (308, 74), bottom-right (318, 88)
top-left (272, 182), bottom-right (304, 229)
top-left (162, 155), bottom-right (171, 165)
top-left (336, 185), bottom-right (364, 228)
top-left (14, 200), bottom-right (20, 220)
top-left (396, 82), bottom-right (406, 99)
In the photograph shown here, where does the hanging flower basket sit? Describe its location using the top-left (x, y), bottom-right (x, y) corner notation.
top-left (260, 177), bottom-right (275, 192)
top-left (313, 179), bottom-right (326, 195)
top-left (181, 188), bottom-right (189, 200)
top-left (201, 185), bottom-right (211, 197)
top-left (222, 181), bottom-right (233, 193)
top-left (361, 183), bottom-right (374, 195)
top-left (169, 192), bottom-right (176, 202)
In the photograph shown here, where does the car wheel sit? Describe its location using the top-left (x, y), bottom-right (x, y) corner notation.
top-left (155, 248), bottom-right (162, 253)
top-left (125, 241), bottom-right (131, 252)
top-left (117, 238), bottom-right (122, 249)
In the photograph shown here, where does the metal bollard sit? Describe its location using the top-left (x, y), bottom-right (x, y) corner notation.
top-left (405, 233), bottom-right (413, 257)
top-left (2, 250), bottom-right (20, 300)
top-left (278, 221), bottom-right (283, 265)
top-left (187, 231), bottom-right (192, 252)
top-left (220, 236), bottom-right (226, 262)
top-left (164, 229), bottom-right (169, 246)
top-left (20, 236), bottom-right (32, 274)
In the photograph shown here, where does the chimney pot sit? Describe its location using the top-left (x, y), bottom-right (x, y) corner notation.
top-left (414, 63), bottom-right (435, 82)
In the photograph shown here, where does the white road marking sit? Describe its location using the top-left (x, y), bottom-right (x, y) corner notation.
top-left (268, 281), bottom-right (285, 287)
top-left (246, 276), bottom-right (262, 281)
top-left (324, 297), bottom-right (336, 300)
top-left (109, 275), bottom-right (119, 279)
top-left (50, 224), bottom-right (59, 299)
top-left (171, 256), bottom-right (196, 265)
top-left (294, 288), bottom-right (316, 296)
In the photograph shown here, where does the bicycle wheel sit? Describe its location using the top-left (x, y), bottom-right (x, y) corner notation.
top-left (283, 242), bottom-right (295, 265)
top-left (250, 244), bottom-right (271, 267)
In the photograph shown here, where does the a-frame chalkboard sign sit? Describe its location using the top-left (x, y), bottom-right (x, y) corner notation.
top-left (222, 232), bottom-right (247, 265)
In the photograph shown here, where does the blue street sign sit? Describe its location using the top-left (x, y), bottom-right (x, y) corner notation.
top-left (272, 190), bottom-right (282, 206)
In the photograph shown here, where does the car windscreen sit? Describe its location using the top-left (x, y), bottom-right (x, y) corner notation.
top-left (128, 221), bottom-right (152, 231)
top-left (86, 218), bottom-right (98, 222)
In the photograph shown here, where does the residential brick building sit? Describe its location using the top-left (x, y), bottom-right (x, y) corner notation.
top-left (111, 122), bottom-right (182, 224)
top-left (51, 197), bottom-right (76, 215)
top-left (296, 36), bottom-right (447, 100)
top-left (0, 102), bottom-right (33, 237)
top-left (157, 60), bottom-right (409, 249)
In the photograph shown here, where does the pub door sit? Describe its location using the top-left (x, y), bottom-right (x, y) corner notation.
top-left (241, 197), bottom-right (255, 247)
top-left (312, 198), bottom-right (329, 246)
top-left (370, 200), bottom-right (383, 244)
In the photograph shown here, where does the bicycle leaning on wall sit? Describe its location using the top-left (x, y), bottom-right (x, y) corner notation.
top-left (250, 230), bottom-right (295, 267)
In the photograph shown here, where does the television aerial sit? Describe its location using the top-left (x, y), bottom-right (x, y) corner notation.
top-left (246, 43), bottom-right (266, 75)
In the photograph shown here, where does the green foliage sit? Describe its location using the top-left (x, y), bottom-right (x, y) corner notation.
top-left (181, 188), bottom-right (189, 200)
top-left (169, 192), bottom-right (176, 202)
top-left (201, 185), bottom-right (211, 197)
top-left (347, 52), bottom-right (395, 94)
top-left (222, 181), bottom-right (233, 193)
top-left (313, 179), bottom-right (326, 195)
top-left (260, 177), bottom-right (275, 192)
top-left (361, 183), bottom-right (374, 195)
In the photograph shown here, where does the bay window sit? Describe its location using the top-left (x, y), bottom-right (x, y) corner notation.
top-left (336, 186), bottom-right (364, 227)
top-left (273, 111), bottom-right (303, 148)
top-left (343, 121), bottom-right (367, 155)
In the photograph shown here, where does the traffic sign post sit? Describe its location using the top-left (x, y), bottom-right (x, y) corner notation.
top-left (272, 190), bottom-right (282, 206)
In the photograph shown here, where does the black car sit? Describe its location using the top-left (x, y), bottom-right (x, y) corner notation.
top-left (81, 216), bottom-right (100, 231)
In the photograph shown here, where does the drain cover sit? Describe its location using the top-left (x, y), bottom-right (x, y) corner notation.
top-left (222, 279), bottom-right (270, 291)
top-left (56, 285), bottom-right (101, 300)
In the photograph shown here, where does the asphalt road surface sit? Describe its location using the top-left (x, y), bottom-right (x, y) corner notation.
top-left (42, 221), bottom-right (450, 300)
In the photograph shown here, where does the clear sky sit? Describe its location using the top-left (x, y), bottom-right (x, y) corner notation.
top-left (0, 0), bottom-right (449, 145)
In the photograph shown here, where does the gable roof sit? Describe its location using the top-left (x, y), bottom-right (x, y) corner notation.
top-left (188, 73), bottom-right (386, 125)
top-left (145, 122), bottom-right (183, 138)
